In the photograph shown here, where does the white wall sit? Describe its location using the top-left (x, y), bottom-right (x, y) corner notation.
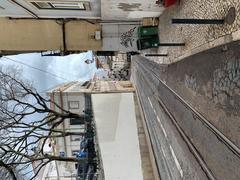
top-left (0, 1), bottom-right (30, 17)
top-left (62, 93), bottom-right (85, 157)
top-left (63, 94), bottom-right (85, 114)
top-left (92, 93), bottom-right (143, 180)
top-left (101, 0), bottom-right (164, 20)
top-left (0, 0), bottom-right (100, 19)
top-left (102, 24), bottom-right (139, 52)
top-left (52, 93), bottom-right (85, 151)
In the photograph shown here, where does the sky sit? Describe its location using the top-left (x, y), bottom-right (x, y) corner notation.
top-left (0, 51), bottom-right (97, 135)
top-left (0, 51), bottom-right (98, 178)
top-left (0, 51), bottom-right (97, 93)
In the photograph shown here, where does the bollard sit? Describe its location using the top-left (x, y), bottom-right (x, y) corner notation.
top-left (158, 43), bottom-right (185, 46)
top-left (172, 7), bottom-right (236, 25)
top-left (172, 19), bottom-right (224, 24)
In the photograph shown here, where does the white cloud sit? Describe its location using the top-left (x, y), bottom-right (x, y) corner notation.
top-left (0, 51), bottom-right (97, 93)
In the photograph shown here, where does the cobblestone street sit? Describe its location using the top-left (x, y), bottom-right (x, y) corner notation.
top-left (144, 0), bottom-right (240, 64)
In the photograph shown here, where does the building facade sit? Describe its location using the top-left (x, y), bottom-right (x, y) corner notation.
top-left (0, 0), bottom-right (165, 54)
top-left (47, 82), bottom-right (86, 179)
top-left (101, 23), bottom-right (140, 52)
top-left (0, 0), bottom-right (102, 55)
top-left (0, 0), bottom-right (100, 19)
top-left (96, 53), bottom-right (131, 81)
top-left (46, 80), bottom-right (134, 179)
top-left (101, 0), bottom-right (164, 20)
top-left (0, 18), bottom-right (102, 54)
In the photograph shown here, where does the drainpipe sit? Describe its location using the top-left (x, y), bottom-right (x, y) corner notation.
top-left (61, 21), bottom-right (67, 56)
top-left (9, 0), bottom-right (38, 18)
top-left (55, 19), bottom-right (67, 56)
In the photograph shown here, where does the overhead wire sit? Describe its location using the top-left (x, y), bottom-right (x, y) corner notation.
top-left (1, 55), bottom-right (97, 93)
top-left (1, 56), bottom-right (70, 81)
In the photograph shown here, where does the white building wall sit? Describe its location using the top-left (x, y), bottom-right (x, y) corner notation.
top-left (0, 0), bottom-right (100, 19)
top-left (0, 1), bottom-right (29, 17)
top-left (61, 93), bottom-right (85, 154)
top-left (102, 24), bottom-right (140, 52)
top-left (52, 93), bottom-right (85, 152)
top-left (48, 82), bottom-right (88, 179)
top-left (92, 93), bottom-right (144, 180)
top-left (101, 0), bottom-right (164, 20)
top-left (63, 94), bottom-right (85, 114)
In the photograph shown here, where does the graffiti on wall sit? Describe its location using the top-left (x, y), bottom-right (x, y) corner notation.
top-left (120, 27), bottom-right (136, 48)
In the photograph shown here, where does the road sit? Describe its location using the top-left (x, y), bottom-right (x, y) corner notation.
top-left (131, 49), bottom-right (240, 179)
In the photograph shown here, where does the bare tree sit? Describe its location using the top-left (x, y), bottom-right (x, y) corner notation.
top-left (0, 67), bottom-right (89, 179)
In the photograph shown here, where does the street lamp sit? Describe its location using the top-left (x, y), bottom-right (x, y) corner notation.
top-left (157, 43), bottom-right (185, 46)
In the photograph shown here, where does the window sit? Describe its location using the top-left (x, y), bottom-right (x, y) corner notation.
top-left (32, 2), bottom-right (52, 8)
top-left (30, 1), bottom-right (90, 10)
top-left (70, 117), bottom-right (85, 125)
top-left (71, 134), bottom-right (83, 141)
top-left (72, 150), bottom-right (80, 156)
top-left (68, 101), bottom-right (79, 109)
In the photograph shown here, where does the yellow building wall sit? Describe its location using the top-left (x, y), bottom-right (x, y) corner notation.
top-left (0, 18), bottom-right (101, 52)
top-left (66, 21), bottom-right (102, 51)
top-left (0, 18), bottom-right (63, 51)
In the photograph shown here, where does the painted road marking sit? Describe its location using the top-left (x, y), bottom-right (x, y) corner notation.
top-left (157, 116), bottom-right (167, 138)
top-left (148, 97), bottom-right (153, 108)
top-left (148, 96), bottom-right (183, 178)
top-left (170, 145), bottom-right (183, 178)
top-left (160, 123), bottom-right (168, 138)
top-left (154, 109), bottom-right (156, 114)
top-left (162, 146), bottom-right (166, 158)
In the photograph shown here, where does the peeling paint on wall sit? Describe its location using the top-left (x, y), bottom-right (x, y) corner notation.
top-left (118, 3), bottom-right (142, 11)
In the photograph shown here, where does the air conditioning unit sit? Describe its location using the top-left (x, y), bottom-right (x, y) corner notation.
top-left (95, 31), bottom-right (101, 40)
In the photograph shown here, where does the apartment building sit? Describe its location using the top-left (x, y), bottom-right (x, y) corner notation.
top-left (47, 81), bottom-right (91, 179)
top-left (0, 0), bottom-right (100, 19)
top-left (0, 0), bottom-right (165, 54)
top-left (46, 80), bottom-right (134, 179)
top-left (0, 0), bottom-right (102, 55)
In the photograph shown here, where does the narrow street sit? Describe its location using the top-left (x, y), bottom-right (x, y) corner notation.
top-left (1, 0), bottom-right (240, 179)
top-left (131, 41), bottom-right (240, 180)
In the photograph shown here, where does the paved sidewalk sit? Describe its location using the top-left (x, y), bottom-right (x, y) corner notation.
top-left (143, 0), bottom-right (240, 64)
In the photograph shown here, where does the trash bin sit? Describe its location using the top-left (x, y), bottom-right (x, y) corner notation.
top-left (137, 36), bottom-right (159, 50)
top-left (137, 26), bottom-right (158, 38)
